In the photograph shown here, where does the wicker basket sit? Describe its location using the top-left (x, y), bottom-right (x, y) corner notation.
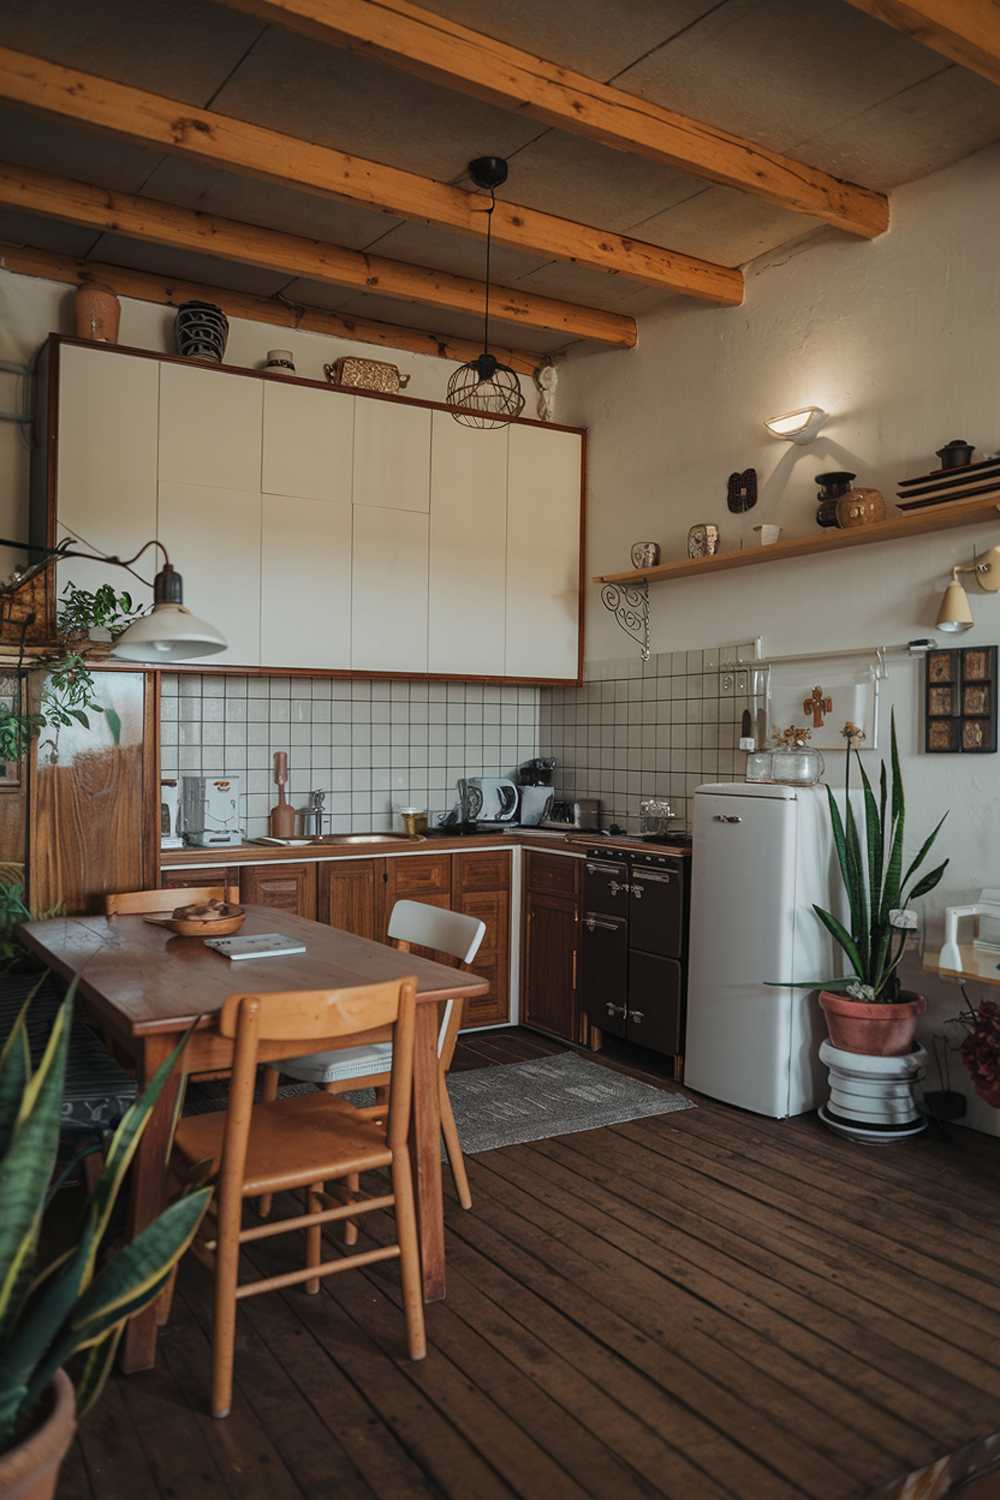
top-left (324, 357), bottom-right (410, 393)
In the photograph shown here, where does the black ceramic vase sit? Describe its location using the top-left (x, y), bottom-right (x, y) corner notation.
top-left (175, 301), bottom-right (229, 363)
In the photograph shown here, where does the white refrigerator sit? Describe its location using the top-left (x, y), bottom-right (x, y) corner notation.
top-left (685, 782), bottom-right (843, 1118)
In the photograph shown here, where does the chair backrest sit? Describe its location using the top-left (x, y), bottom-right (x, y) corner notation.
top-left (387, 900), bottom-right (485, 1067)
top-left (105, 884), bottom-right (240, 916)
top-left (218, 978), bottom-right (418, 1169)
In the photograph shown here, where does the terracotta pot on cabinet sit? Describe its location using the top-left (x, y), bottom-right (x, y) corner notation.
top-left (73, 285), bottom-right (120, 344)
top-left (0, 1370), bottom-right (76, 1500)
top-left (819, 990), bottom-right (926, 1056)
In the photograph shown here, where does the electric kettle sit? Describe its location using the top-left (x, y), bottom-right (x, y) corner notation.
top-left (460, 776), bottom-right (519, 824)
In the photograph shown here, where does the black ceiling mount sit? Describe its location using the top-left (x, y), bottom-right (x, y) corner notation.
top-left (468, 156), bottom-right (508, 192)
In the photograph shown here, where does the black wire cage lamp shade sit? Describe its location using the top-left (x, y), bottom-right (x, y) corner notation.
top-left (445, 157), bottom-right (526, 430)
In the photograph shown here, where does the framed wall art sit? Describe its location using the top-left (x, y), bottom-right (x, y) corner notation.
top-left (925, 646), bottom-right (997, 754)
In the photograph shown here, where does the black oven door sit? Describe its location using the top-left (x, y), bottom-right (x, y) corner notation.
top-left (627, 951), bottom-right (684, 1056)
top-left (580, 913), bottom-right (628, 1039)
top-left (628, 860), bottom-right (685, 958)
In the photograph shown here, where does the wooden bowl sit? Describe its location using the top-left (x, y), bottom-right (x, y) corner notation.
top-left (165, 912), bottom-right (247, 938)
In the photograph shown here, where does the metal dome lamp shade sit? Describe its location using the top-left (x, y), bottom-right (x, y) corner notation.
top-left (445, 157), bottom-right (526, 429)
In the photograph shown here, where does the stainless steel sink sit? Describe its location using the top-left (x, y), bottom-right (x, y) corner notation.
top-left (310, 833), bottom-right (424, 845)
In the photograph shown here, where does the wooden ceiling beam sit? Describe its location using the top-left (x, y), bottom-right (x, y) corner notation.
top-left (0, 241), bottom-right (541, 374)
top-left (0, 47), bottom-right (744, 305)
top-left (0, 161), bottom-right (636, 347)
top-left (214, 0), bottom-right (889, 240)
top-left (843, 0), bottom-right (1000, 86)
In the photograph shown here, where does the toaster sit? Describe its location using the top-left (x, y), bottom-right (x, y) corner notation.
top-left (541, 797), bottom-right (601, 832)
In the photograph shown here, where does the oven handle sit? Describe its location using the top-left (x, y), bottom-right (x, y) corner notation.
top-left (583, 916), bottom-right (622, 932)
top-left (586, 861), bottom-right (622, 876)
top-left (605, 1002), bottom-right (628, 1019)
top-left (632, 869), bottom-right (673, 884)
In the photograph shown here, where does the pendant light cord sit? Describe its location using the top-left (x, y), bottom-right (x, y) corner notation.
top-left (482, 187), bottom-right (495, 358)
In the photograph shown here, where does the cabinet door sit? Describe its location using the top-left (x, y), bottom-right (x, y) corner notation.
top-left (262, 381), bottom-right (354, 501)
top-left (428, 414), bottom-right (507, 676)
top-left (627, 951), bottom-right (684, 1056)
top-left (56, 346), bottom-right (159, 608)
top-left (318, 858), bottom-right (382, 939)
top-left (506, 425), bottom-right (582, 679)
top-left (158, 363), bottom-right (263, 491)
top-left (240, 861), bottom-right (317, 920)
top-left (157, 482), bottom-right (262, 665)
top-left (384, 854), bottom-right (453, 963)
top-left (351, 506), bottom-right (428, 673)
top-left (261, 492), bottom-right (351, 668)
top-left (353, 398), bottom-right (430, 512)
top-left (454, 851), bottom-right (511, 1029)
top-left (522, 891), bottom-right (579, 1042)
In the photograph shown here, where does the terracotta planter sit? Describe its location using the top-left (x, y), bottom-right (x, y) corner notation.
top-left (819, 990), bottom-right (926, 1057)
top-left (0, 1370), bottom-right (75, 1500)
top-left (74, 285), bottom-right (120, 343)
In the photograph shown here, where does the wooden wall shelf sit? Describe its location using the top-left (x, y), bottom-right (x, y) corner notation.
top-left (595, 494), bottom-right (1000, 586)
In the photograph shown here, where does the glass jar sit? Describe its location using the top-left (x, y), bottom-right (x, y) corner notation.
top-left (745, 751), bottom-right (773, 783)
top-left (771, 747), bottom-right (825, 786)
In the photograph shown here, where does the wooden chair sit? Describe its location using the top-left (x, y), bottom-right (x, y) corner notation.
top-left (260, 900), bottom-right (485, 1217)
top-left (104, 884), bottom-right (240, 916)
top-left (169, 976), bottom-right (425, 1419)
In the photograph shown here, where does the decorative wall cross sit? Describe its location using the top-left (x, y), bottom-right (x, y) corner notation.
top-left (803, 685), bottom-right (833, 728)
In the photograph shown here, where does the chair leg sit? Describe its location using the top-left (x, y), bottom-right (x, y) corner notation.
top-left (257, 1070), bottom-right (281, 1218)
top-left (343, 1172), bottom-right (359, 1246)
top-left (157, 1265), bottom-right (178, 1328)
top-left (211, 1225), bottom-right (240, 1419)
top-left (391, 1149), bottom-right (426, 1361)
top-left (439, 1074), bottom-right (472, 1211)
top-left (305, 1183), bottom-right (324, 1294)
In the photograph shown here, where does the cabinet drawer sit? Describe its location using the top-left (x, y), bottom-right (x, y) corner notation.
top-left (454, 850), bottom-right (511, 895)
top-left (161, 868), bottom-right (240, 895)
top-left (386, 854), bottom-right (451, 900)
top-left (240, 862), bottom-right (317, 920)
top-left (526, 851), bottom-right (580, 900)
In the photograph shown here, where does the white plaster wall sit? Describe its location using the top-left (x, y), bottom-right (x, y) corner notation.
top-left (559, 141), bottom-right (1000, 1133)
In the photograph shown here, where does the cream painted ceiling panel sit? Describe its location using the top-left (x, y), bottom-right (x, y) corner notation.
top-left (84, 234), bottom-right (293, 298)
top-left (500, 130), bottom-right (704, 231)
top-left (420, 0), bottom-right (720, 81)
top-left (633, 185), bottom-right (823, 267)
top-left (614, 0), bottom-right (943, 164)
top-left (140, 158), bottom-right (405, 249)
top-left (0, 105), bottom-right (166, 194)
top-left (211, 28), bottom-right (542, 182)
top-left (358, 220), bottom-right (552, 283)
top-left (0, 0), bottom-right (265, 106)
top-left (796, 69), bottom-right (1000, 194)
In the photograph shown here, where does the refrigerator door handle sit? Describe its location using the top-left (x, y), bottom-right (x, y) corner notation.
top-left (712, 814), bottom-right (742, 823)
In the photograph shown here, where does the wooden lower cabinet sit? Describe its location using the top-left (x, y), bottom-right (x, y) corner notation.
top-left (239, 861), bottom-right (317, 919)
top-left (454, 851), bottom-right (511, 1029)
top-left (317, 857), bottom-right (382, 940)
top-left (522, 851), bottom-right (584, 1044)
top-left (162, 866), bottom-right (241, 895)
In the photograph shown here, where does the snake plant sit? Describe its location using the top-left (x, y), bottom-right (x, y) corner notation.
top-left (813, 710), bottom-right (948, 1002)
top-left (0, 980), bottom-right (210, 1451)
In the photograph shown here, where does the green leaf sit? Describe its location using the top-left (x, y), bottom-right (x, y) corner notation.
top-left (813, 904), bottom-right (864, 980)
top-left (907, 859), bottom-right (949, 903)
top-left (901, 813), bottom-right (948, 893)
top-left (856, 752), bottom-right (884, 946)
top-left (68, 711), bottom-right (90, 729)
top-left (103, 707), bottom-right (121, 745)
top-left (73, 1325), bottom-right (124, 1422)
top-left (0, 986), bottom-right (36, 1159)
top-left (844, 793), bottom-right (868, 964)
top-left (0, 995), bottom-right (72, 1345)
top-left (824, 784), bottom-right (854, 910)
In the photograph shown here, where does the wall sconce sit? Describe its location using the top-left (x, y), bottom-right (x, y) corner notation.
top-left (936, 545), bottom-right (1000, 634)
top-left (763, 406), bottom-right (827, 444)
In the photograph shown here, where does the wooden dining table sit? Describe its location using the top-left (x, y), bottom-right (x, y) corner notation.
top-left (20, 905), bottom-right (488, 1374)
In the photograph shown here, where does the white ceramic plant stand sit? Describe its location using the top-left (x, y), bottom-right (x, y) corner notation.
top-left (818, 1040), bottom-right (928, 1142)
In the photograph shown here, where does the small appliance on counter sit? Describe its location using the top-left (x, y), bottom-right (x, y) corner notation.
top-left (459, 776), bottom-right (519, 826)
top-left (639, 798), bottom-right (681, 840)
top-left (160, 779), bottom-right (183, 849)
top-left (519, 757), bottom-right (556, 786)
top-left (181, 774), bottom-right (242, 847)
top-left (541, 797), bottom-right (601, 832)
top-left (517, 786), bottom-right (554, 826)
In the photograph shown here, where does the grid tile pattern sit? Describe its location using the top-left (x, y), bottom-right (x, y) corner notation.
top-left (160, 675), bottom-right (540, 839)
top-left (539, 643), bottom-right (756, 834)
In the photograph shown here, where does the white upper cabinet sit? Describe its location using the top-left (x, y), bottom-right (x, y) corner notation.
top-left (506, 425), bottom-right (582, 680)
top-left (353, 398), bottom-right (431, 512)
top-left (157, 482), bottom-right (262, 666)
top-left (428, 414), bottom-right (507, 676)
top-left (261, 381), bottom-right (354, 500)
top-left (158, 362), bottom-right (262, 491)
top-left (56, 345), bottom-right (159, 608)
top-left (351, 506), bottom-right (428, 674)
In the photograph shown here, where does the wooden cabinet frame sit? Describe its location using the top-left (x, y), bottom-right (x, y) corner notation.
top-left (27, 335), bottom-right (586, 685)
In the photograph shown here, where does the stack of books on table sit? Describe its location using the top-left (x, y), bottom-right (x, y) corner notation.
top-left (897, 455), bottom-right (1000, 512)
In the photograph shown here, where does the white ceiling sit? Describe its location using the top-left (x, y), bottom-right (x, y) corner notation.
top-left (1, 0), bottom-right (999, 358)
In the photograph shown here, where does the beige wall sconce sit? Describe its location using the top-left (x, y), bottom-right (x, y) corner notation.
top-left (763, 406), bottom-right (827, 444)
top-left (936, 544), bottom-right (1000, 634)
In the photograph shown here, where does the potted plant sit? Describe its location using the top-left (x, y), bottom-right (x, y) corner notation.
top-left (0, 982), bottom-right (210, 1500)
top-left (953, 996), bottom-right (1000, 1108)
top-left (810, 712), bottom-right (948, 1056)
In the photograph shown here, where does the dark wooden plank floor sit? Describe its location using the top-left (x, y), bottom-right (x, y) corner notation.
top-left (60, 1028), bottom-right (1000, 1500)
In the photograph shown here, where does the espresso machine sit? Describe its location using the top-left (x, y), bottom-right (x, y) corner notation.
top-left (181, 774), bottom-right (243, 847)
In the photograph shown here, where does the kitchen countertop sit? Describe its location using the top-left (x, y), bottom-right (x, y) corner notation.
top-left (160, 829), bottom-right (694, 866)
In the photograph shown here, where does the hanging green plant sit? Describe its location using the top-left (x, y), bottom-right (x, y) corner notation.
top-left (0, 582), bottom-right (141, 766)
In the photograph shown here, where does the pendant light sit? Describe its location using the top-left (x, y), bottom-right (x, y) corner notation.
top-left (445, 157), bottom-right (525, 429)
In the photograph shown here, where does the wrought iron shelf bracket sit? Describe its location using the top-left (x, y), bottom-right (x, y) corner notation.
top-left (600, 579), bottom-right (650, 661)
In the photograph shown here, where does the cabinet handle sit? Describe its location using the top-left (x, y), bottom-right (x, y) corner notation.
top-left (605, 1002), bottom-right (627, 1018)
top-left (633, 869), bottom-right (672, 884)
top-left (609, 879), bottom-right (625, 897)
top-left (571, 949), bottom-right (577, 990)
top-left (630, 883), bottom-right (643, 900)
top-left (629, 1009), bottom-right (645, 1023)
